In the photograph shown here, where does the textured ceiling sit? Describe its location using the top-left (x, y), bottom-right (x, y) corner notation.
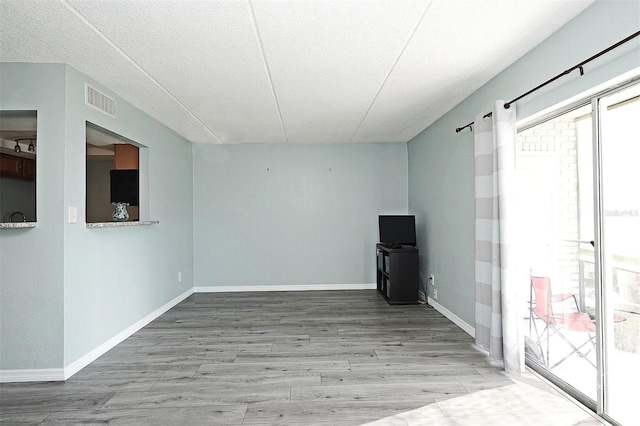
top-left (0, 0), bottom-right (593, 144)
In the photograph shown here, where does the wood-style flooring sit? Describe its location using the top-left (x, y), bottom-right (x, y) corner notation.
top-left (1, 290), bottom-right (605, 425)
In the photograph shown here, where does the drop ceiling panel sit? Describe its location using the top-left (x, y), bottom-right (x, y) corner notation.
top-left (251, 0), bottom-right (430, 143)
top-left (352, 0), bottom-right (593, 142)
top-left (0, 0), bottom-right (219, 144)
top-left (67, 0), bottom-right (284, 144)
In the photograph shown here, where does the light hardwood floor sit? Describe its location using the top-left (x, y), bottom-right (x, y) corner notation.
top-left (1, 290), bottom-right (605, 425)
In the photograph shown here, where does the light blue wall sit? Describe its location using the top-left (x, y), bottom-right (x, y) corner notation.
top-left (0, 63), bottom-right (66, 369)
top-left (62, 66), bottom-right (194, 366)
top-left (0, 63), bottom-right (194, 370)
top-left (407, 0), bottom-right (640, 327)
top-left (193, 143), bottom-right (408, 287)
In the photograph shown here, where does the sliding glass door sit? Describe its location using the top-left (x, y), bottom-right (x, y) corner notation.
top-left (518, 103), bottom-right (597, 402)
top-left (518, 79), bottom-right (640, 425)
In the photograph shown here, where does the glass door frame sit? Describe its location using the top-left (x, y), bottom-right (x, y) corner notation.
top-left (592, 93), bottom-right (606, 418)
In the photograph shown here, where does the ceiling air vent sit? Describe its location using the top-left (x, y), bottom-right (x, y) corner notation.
top-left (85, 83), bottom-right (116, 118)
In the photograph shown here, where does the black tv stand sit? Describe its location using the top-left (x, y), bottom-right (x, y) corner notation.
top-left (376, 243), bottom-right (419, 305)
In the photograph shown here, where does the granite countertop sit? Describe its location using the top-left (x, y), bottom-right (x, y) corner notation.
top-left (0, 221), bottom-right (159, 229)
top-left (0, 222), bottom-right (37, 229)
top-left (86, 220), bottom-right (159, 228)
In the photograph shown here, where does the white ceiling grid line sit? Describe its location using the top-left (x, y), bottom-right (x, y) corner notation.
top-left (350, 0), bottom-right (594, 143)
top-left (66, 0), bottom-right (287, 144)
top-left (250, 0), bottom-right (433, 143)
top-left (0, 0), bottom-right (594, 145)
top-left (248, 0), bottom-right (290, 143)
top-left (348, 0), bottom-right (434, 143)
top-left (0, 0), bottom-right (222, 145)
top-left (59, 0), bottom-right (224, 144)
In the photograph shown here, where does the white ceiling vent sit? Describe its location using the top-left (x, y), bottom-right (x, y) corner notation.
top-left (85, 83), bottom-right (116, 118)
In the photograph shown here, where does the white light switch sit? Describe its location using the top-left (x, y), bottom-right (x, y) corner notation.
top-left (68, 207), bottom-right (78, 224)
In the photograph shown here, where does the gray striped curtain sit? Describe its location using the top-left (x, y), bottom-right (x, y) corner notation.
top-left (474, 101), bottom-right (523, 375)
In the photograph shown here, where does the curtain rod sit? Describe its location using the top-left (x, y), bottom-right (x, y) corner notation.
top-left (455, 30), bottom-right (640, 134)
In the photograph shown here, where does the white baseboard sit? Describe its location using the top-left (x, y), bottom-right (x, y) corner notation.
top-left (0, 288), bottom-right (194, 383)
top-left (428, 297), bottom-right (476, 338)
top-left (0, 368), bottom-right (65, 383)
top-left (63, 287), bottom-right (194, 380)
top-left (194, 283), bottom-right (376, 292)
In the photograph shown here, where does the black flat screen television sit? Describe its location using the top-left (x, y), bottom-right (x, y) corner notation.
top-left (379, 215), bottom-right (416, 247)
top-left (110, 169), bottom-right (139, 206)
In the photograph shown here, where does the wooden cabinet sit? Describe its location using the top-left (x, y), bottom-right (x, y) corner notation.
top-left (1, 153), bottom-right (22, 177)
top-left (0, 153), bottom-right (35, 180)
top-left (114, 144), bottom-right (139, 170)
top-left (22, 157), bottom-right (35, 180)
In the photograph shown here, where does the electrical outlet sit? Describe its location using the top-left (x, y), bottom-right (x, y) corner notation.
top-left (178, 272), bottom-right (183, 283)
top-left (433, 288), bottom-right (438, 300)
top-left (429, 274), bottom-right (435, 286)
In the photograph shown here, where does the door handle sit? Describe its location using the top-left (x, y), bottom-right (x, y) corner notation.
top-left (559, 239), bottom-right (595, 247)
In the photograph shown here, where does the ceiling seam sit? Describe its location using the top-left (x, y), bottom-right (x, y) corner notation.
top-left (58, 0), bottom-right (224, 144)
top-left (348, 0), bottom-right (434, 143)
top-left (248, 0), bottom-right (290, 143)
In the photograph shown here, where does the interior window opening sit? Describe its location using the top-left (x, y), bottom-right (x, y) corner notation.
top-left (86, 122), bottom-right (143, 224)
top-left (0, 110), bottom-right (37, 224)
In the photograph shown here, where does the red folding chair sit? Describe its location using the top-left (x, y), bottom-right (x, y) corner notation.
top-left (529, 276), bottom-right (625, 369)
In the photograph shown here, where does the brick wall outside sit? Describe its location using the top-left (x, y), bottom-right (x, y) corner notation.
top-left (517, 117), bottom-right (581, 296)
